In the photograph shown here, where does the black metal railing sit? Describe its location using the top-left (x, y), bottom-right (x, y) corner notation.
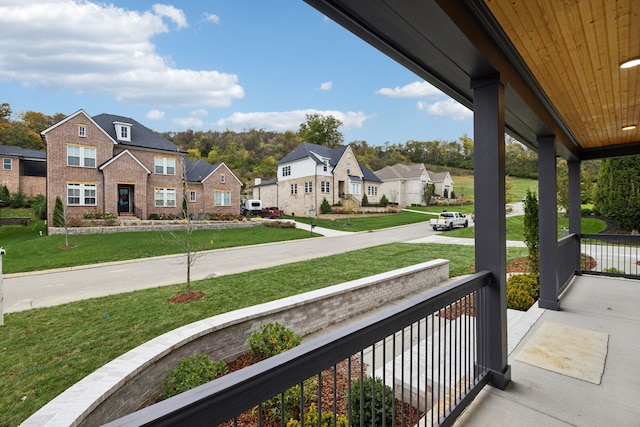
top-left (105, 272), bottom-right (493, 427)
top-left (557, 233), bottom-right (580, 294)
top-left (581, 234), bottom-right (640, 279)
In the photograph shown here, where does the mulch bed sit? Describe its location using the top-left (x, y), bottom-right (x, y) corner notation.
top-left (168, 291), bottom-right (206, 303)
top-left (219, 354), bottom-right (421, 426)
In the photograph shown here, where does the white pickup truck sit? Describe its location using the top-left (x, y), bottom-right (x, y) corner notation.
top-left (430, 211), bottom-right (469, 231)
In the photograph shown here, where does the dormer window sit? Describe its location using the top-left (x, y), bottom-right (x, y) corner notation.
top-left (114, 121), bottom-right (132, 142)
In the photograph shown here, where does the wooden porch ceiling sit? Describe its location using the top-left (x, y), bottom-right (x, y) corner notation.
top-left (303, 0), bottom-right (640, 161)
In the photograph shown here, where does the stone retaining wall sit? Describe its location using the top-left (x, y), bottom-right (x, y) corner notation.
top-left (47, 220), bottom-right (261, 235)
top-left (20, 259), bottom-right (449, 427)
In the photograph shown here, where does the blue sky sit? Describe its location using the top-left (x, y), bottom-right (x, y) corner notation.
top-left (0, 1), bottom-right (474, 146)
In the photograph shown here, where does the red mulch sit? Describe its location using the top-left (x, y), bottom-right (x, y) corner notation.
top-left (219, 354), bottom-right (421, 426)
top-left (168, 291), bottom-right (206, 303)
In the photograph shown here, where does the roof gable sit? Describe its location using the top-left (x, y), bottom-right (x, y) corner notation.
top-left (359, 164), bottom-right (382, 182)
top-left (98, 149), bottom-right (151, 174)
top-left (186, 159), bottom-right (242, 185)
top-left (278, 142), bottom-right (348, 166)
top-left (92, 113), bottom-right (183, 153)
top-left (374, 163), bottom-right (427, 180)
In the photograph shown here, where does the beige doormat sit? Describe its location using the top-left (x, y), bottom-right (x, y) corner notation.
top-left (515, 322), bottom-right (609, 384)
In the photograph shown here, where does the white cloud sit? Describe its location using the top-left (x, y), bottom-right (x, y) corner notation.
top-left (152, 4), bottom-right (188, 29)
top-left (376, 81), bottom-right (443, 98)
top-left (417, 99), bottom-right (472, 121)
top-left (318, 81), bottom-right (332, 91)
top-left (0, 1), bottom-right (243, 108)
top-left (190, 109), bottom-right (208, 117)
top-left (173, 117), bottom-right (204, 128)
top-left (146, 109), bottom-right (165, 120)
top-left (212, 109), bottom-right (371, 132)
top-left (203, 12), bottom-right (220, 24)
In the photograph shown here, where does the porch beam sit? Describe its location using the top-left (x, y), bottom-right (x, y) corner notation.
top-left (471, 73), bottom-right (510, 389)
top-left (538, 135), bottom-right (560, 309)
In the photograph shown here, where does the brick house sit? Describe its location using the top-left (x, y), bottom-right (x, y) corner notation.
top-left (251, 142), bottom-right (382, 216)
top-left (185, 159), bottom-right (242, 217)
top-left (41, 110), bottom-right (241, 227)
top-left (0, 145), bottom-right (46, 197)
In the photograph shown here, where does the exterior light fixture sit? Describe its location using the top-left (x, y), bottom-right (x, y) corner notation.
top-left (620, 58), bottom-right (640, 69)
top-left (622, 124), bottom-right (637, 131)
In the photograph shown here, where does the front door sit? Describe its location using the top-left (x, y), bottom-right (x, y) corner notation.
top-left (118, 187), bottom-right (130, 214)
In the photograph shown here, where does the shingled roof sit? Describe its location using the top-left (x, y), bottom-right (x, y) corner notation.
top-left (278, 142), bottom-right (348, 166)
top-left (359, 163), bottom-right (382, 182)
top-left (92, 113), bottom-right (184, 153)
top-left (0, 145), bottom-right (46, 160)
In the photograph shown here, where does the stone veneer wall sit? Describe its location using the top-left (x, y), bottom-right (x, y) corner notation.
top-left (47, 220), bottom-right (261, 235)
top-left (20, 259), bottom-right (448, 427)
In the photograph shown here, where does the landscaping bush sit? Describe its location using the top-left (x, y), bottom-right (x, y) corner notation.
top-left (379, 194), bottom-right (389, 207)
top-left (10, 189), bottom-right (28, 208)
top-left (603, 267), bottom-right (624, 274)
top-left (52, 196), bottom-right (65, 227)
top-left (507, 286), bottom-right (535, 311)
top-left (349, 377), bottom-right (394, 426)
top-left (506, 273), bottom-right (539, 310)
top-left (162, 352), bottom-right (227, 399)
top-left (0, 185), bottom-right (10, 205)
top-left (581, 207), bottom-right (593, 216)
top-left (286, 403), bottom-right (348, 427)
top-left (30, 194), bottom-right (47, 220)
top-left (248, 322), bottom-right (302, 363)
top-left (361, 194), bottom-right (369, 207)
top-left (260, 378), bottom-right (316, 423)
top-left (263, 220), bottom-right (295, 228)
top-left (148, 213), bottom-right (160, 220)
top-left (320, 197), bottom-right (332, 214)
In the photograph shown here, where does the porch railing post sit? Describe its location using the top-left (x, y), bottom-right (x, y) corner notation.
top-left (568, 160), bottom-right (582, 271)
top-left (471, 73), bottom-right (510, 389)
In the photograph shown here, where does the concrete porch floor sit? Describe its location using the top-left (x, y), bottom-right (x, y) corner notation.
top-left (454, 275), bottom-right (640, 427)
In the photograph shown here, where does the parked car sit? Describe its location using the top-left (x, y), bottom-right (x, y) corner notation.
top-left (429, 211), bottom-right (468, 231)
top-left (261, 207), bottom-right (284, 219)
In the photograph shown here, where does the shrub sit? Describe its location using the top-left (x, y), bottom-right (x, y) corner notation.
top-left (260, 378), bottom-right (316, 423)
top-left (443, 188), bottom-right (449, 198)
top-left (349, 377), bottom-right (394, 426)
top-left (379, 194), bottom-right (389, 207)
top-left (603, 267), bottom-right (624, 274)
top-left (162, 352), bottom-right (227, 399)
top-left (361, 194), bottom-right (369, 207)
top-left (0, 185), bottom-right (10, 205)
top-left (506, 274), bottom-right (539, 310)
top-left (263, 220), bottom-right (295, 228)
top-left (450, 190), bottom-right (456, 199)
top-left (507, 286), bottom-right (535, 311)
top-left (10, 189), bottom-right (27, 208)
top-left (320, 197), bottom-right (332, 214)
top-left (286, 403), bottom-right (348, 427)
top-left (248, 322), bottom-right (302, 363)
top-left (30, 194), bottom-right (46, 220)
top-left (53, 196), bottom-right (65, 227)
top-left (148, 213), bottom-right (160, 220)
top-left (581, 207), bottom-right (593, 216)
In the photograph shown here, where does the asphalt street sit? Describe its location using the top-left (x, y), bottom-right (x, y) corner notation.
top-left (4, 220), bottom-right (442, 313)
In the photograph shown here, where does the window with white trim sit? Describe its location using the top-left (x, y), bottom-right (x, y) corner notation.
top-left (290, 183), bottom-right (298, 195)
top-left (214, 190), bottom-right (231, 206)
top-left (321, 181), bottom-right (330, 193)
top-left (220, 174), bottom-right (225, 183)
top-left (67, 183), bottom-right (96, 206)
top-left (323, 160), bottom-right (329, 172)
top-left (350, 182), bottom-right (361, 195)
top-left (3, 158), bottom-right (11, 170)
top-left (189, 191), bottom-right (197, 202)
top-left (304, 181), bottom-right (313, 193)
top-left (67, 145), bottom-right (96, 168)
top-left (155, 188), bottom-right (176, 207)
top-left (346, 163), bottom-right (351, 174)
top-left (114, 122), bottom-right (132, 142)
top-left (154, 157), bottom-right (176, 175)
top-left (78, 125), bottom-right (86, 137)
top-left (282, 165), bottom-right (291, 176)
top-left (368, 186), bottom-right (378, 196)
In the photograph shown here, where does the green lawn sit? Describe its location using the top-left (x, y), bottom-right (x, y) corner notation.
top-left (0, 242), bottom-right (528, 426)
top-left (443, 216), bottom-right (607, 240)
top-left (292, 209), bottom-right (433, 231)
top-left (0, 221), bottom-right (315, 274)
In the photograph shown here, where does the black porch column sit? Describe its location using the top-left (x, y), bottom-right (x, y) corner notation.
top-left (472, 74), bottom-right (510, 389)
top-left (538, 135), bottom-right (560, 310)
top-left (568, 160), bottom-right (582, 268)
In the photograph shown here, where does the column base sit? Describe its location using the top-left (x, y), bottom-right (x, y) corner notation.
top-left (539, 298), bottom-right (560, 310)
top-left (489, 364), bottom-right (511, 390)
